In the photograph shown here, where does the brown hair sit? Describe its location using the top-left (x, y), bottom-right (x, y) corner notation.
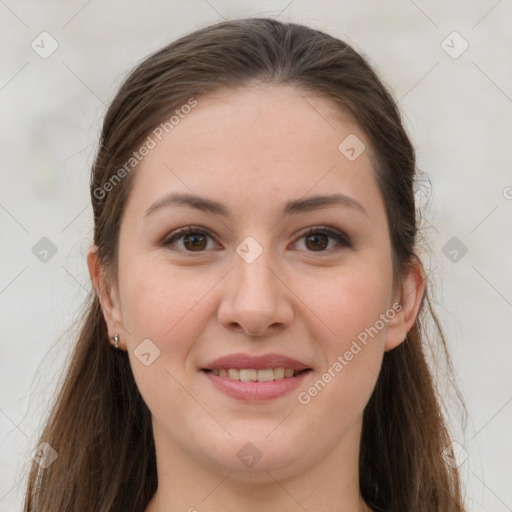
top-left (24, 17), bottom-right (466, 511)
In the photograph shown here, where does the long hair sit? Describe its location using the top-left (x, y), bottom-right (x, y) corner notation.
top-left (24, 18), bottom-right (466, 511)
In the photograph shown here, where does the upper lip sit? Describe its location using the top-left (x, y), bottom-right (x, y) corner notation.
top-left (202, 353), bottom-right (311, 371)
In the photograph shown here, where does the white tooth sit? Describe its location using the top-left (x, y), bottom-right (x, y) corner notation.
top-left (212, 369), bottom-right (219, 376)
top-left (228, 368), bottom-right (240, 380)
top-left (257, 369), bottom-right (274, 382)
top-left (273, 367), bottom-right (285, 380)
top-left (240, 369), bottom-right (257, 382)
top-left (222, 368), bottom-right (297, 381)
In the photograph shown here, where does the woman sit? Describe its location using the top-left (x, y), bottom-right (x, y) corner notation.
top-left (24, 17), bottom-right (466, 511)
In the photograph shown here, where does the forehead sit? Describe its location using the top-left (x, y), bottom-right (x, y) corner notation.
top-left (124, 83), bottom-right (383, 223)
top-left (158, 83), bottom-right (366, 160)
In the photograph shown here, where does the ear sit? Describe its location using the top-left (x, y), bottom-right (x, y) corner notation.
top-left (87, 245), bottom-right (125, 349)
top-left (384, 256), bottom-right (426, 352)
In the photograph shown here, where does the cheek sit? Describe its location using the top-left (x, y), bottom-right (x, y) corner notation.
top-left (118, 255), bottom-right (225, 403)
top-left (121, 262), bottom-right (212, 424)
top-left (293, 260), bottom-right (392, 409)
top-left (297, 257), bottom-right (393, 345)
top-left (119, 253), bottom-right (211, 342)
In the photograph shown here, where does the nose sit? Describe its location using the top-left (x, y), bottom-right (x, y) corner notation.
top-left (217, 244), bottom-right (294, 337)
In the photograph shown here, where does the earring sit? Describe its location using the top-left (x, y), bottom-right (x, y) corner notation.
top-left (110, 333), bottom-right (119, 349)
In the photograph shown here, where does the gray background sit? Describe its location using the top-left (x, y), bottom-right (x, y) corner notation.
top-left (1, 1), bottom-right (511, 510)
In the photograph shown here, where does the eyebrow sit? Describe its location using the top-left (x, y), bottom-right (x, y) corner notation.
top-left (143, 192), bottom-right (367, 219)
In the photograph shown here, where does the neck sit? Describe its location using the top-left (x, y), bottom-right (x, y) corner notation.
top-left (145, 419), bottom-right (370, 512)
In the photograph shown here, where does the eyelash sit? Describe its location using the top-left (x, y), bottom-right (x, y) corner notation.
top-left (162, 225), bottom-right (352, 254)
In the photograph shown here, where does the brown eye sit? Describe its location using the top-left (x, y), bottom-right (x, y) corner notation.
top-left (295, 227), bottom-right (352, 253)
top-left (305, 233), bottom-right (329, 251)
top-left (182, 233), bottom-right (208, 251)
top-left (163, 227), bottom-right (216, 252)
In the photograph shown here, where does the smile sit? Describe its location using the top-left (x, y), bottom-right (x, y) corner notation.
top-left (205, 368), bottom-right (308, 381)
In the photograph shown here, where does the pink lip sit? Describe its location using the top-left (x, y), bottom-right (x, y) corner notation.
top-left (203, 370), bottom-right (311, 401)
top-left (203, 353), bottom-right (310, 371)
top-left (201, 352), bottom-right (312, 401)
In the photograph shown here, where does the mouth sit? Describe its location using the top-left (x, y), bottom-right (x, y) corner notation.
top-left (202, 367), bottom-right (310, 381)
top-left (201, 353), bottom-right (312, 401)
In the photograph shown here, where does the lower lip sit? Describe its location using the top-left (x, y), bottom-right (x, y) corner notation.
top-left (203, 370), bottom-right (311, 401)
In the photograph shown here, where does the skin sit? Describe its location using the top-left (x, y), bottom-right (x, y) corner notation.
top-left (88, 83), bottom-right (424, 512)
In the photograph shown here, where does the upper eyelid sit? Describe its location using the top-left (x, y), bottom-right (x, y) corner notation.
top-left (163, 225), bottom-right (351, 249)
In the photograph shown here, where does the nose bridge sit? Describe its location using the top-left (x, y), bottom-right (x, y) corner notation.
top-left (233, 237), bottom-right (279, 309)
top-left (217, 235), bottom-right (292, 335)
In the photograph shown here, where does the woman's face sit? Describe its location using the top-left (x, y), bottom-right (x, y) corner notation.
top-left (92, 83), bottom-right (418, 481)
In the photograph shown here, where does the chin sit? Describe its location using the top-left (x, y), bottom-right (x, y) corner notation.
top-left (197, 429), bottom-right (308, 478)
